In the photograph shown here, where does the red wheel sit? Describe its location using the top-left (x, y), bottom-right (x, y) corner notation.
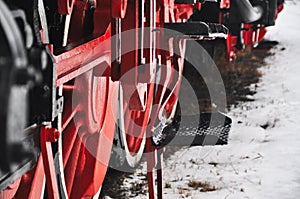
top-left (118, 83), bottom-right (154, 167)
top-left (153, 65), bottom-right (179, 126)
top-left (160, 94), bottom-right (179, 124)
top-left (155, 40), bottom-right (186, 126)
top-left (59, 69), bottom-right (118, 198)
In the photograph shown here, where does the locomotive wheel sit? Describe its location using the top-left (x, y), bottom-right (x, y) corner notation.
top-left (118, 83), bottom-right (154, 167)
top-left (0, 1), bottom-right (39, 197)
top-left (60, 69), bottom-right (118, 198)
top-left (158, 65), bottom-right (180, 125)
top-left (161, 97), bottom-right (179, 124)
top-left (162, 40), bottom-right (186, 124)
top-left (154, 71), bottom-right (179, 126)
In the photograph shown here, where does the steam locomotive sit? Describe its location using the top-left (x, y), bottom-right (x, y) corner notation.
top-left (0, 0), bottom-right (283, 198)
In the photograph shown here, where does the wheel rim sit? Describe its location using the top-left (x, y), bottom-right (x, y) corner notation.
top-left (118, 83), bottom-right (154, 167)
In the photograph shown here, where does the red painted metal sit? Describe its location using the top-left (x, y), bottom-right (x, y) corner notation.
top-left (243, 24), bottom-right (254, 46)
top-left (68, 0), bottom-right (93, 42)
top-left (46, 2), bottom-right (120, 197)
top-left (220, 0), bottom-right (230, 9)
top-left (243, 24), bottom-right (266, 48)
top-left (2, 130), bottom-right (57, 199)
top-left (156, 149), bottom-right (164, 199)
top-left (58, 0), bottom-right (75, 15)
top-left (276, 4), bottom-right (284, 18)
top-left (119, 0), bottom-right (139, 85)
top-left (145, 2), bottom-right (192, 198)
top-left (54, 29), bottom-right (112, 86)
top-left (112, 0), bottom-right (128, 18)
top-left (94, 0), bottom-right (111, 35)
top-left (226, 34), bottom-right (238, 61)
top-left (243, 24), bottom-right (267, 50)
top-left (1, 0), bottom-right (285, 198)
top-left (0, 177), bottom-right (21, 198)
top-left (123, 84), bottom-right (148, 111)
top-left (15, 156), bottom-right (45, 199)
top-left (146, 134), bottom-right (157, 199)
top-left (220, 1), bottom-right (284, 61)
top-left (61, 70), bottom-right (118, 198)
top-left (52, 0), bottom-right (155, 196)
top-left (40, 126), bottom-right (60, 199)
top-left (122, 84), bottom-right (154, 154)
top-left (118, 0), bottom-right (155, 159)
top-left (256, 27), bottom-right (267, 45)
top-left (174, 4), bottom-right (194, 21)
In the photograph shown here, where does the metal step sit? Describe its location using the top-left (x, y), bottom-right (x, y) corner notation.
top-left (174, 0), bottom-right (215, 4)
top-left (152, 112), bottom-right (232, 147)
top-left (164, 22), bottom-right (228, 39)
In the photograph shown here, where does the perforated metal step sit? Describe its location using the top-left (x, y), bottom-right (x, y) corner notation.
top-left (152, 112), bottom-right (231, 147)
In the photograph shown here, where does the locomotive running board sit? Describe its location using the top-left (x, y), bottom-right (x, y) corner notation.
top-left (164, 22), bottom-right (228, 39)
top-left (152, 112), bottom-right (232, 147)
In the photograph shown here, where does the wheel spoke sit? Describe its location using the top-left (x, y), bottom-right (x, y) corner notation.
top-left (62, 104), bottom-right (81, 132)
top-left (62, 122), bottom-right (78, 167)
top-left (58, 71), bottom-right (118, 198)
top-left (64, 135), bottom-right (83, 195)
top-left (117, 84), bottom-right (154, 167)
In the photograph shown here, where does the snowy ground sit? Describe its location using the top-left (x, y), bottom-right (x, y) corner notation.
top-left (118, 1), bottom-right (300, 198)
top-left (163, 1), bottom-right (300, 198)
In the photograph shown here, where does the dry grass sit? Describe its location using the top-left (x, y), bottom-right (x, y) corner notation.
top-left (187, 180), bottom-right (219, 192)
top-left (178, 187), bottom-right (191, 197)
top-left (208, 162), bottom-right (218, 167)
top-left (165, 182), bottom-right (172, 189)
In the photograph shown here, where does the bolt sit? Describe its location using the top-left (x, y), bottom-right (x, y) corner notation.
top-left (46, 127), bottom-right (60, 142)
top-left (42, 85), bottom-right (50, 98)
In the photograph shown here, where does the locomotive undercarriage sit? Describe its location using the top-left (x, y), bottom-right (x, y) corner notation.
top-left (0, 0), bottom-right (283, 198)
top-left (190, 0), bottom-right (284, 60)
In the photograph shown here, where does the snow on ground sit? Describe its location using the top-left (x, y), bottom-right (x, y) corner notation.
top-left (161, 1), bottom-right (300, 198)
top-left (121, 1), bottom-right (300, 198)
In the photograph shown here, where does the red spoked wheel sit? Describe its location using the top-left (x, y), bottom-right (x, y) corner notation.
top-left (160, 93), bottom-right (179, 124)
top-left (118, 83), bottom-right (154, 167)
top-left (156, 41), bottom-right (186, 125)
top-left (59, 69), bottom-right (118, 198)
top-left (153, 66), bottom-right (178, 126)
